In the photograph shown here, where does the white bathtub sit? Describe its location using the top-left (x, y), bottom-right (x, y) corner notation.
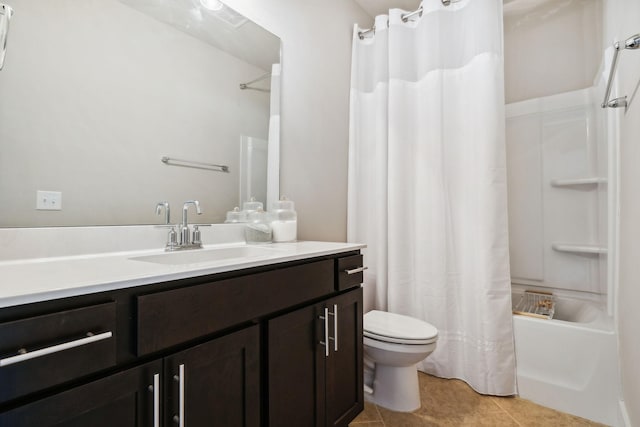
top-left (512, 292), bottom-right (620, 426)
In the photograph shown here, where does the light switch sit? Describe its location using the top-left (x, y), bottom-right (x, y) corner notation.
top-left (36, 190), bottom-right (62, 211)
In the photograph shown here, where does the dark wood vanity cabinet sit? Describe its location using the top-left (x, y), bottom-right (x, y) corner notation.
top-left (164, 325), bottom-right (261, 427)
top-left (0, 251), bottom-right (364, 427)
top-left (268, 287), bottom-right (363, 427)
top-left (0, 360), bottom-right (161, 427)
top-left (324, 289), bottom-right (364, 427)
top-left (0, 327), bottom-right (260, 427)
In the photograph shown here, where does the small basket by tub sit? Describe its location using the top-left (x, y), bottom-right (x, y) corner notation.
top-left (512, 290), bottom-right (556, 320)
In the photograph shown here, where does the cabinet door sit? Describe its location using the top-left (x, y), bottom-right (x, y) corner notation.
top-left (325, 288), bottom-right (364, 427)
top-left (165, 325), bottom-right (260, 427)
top-left (0, 360), bottom-right (161, 427)
top-left (267, 302), bottom-right (326, 427)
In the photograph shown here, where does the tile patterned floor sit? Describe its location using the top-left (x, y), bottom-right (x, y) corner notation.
top-left (349, 373), bottom-right (608, 427)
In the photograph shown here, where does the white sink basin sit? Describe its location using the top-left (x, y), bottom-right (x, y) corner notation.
top-left (129, 246), bottom-right (277, 265)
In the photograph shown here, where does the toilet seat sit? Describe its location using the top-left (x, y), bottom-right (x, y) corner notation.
top-left (364, 310), bottom-right (438, 345)
top-left (364, 331), bottom-right (437, 345)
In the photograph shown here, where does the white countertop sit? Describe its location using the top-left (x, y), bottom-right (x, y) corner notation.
top-left (0, 241), bottom-right (365, 308)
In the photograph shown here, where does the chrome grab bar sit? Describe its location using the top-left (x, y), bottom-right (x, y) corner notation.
top-left (0, 331), bottom-right (113, 367)
top-left (344, 266), bottom-right (368, 275)
top-left (602, 33), bottom-right (640, 109)
top-left (602, 41), bottom-right (624, 108)
top-left (0, 3), bottom-right (14, 71)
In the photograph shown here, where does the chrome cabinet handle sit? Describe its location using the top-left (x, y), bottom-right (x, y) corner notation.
top-left (321, 305), bottom-right (339, 354)
top-left (0, 331), bottom-right (113, 367)
top-left (173, 364), bottom-right (185, 427)
top-left (328, 304), bottom-right (338, 352)
top-left (319, 307), bottom-right (330, 357)
top-left (149, 373), bottom-right (160, 427)
top-left (344, 266), bottom-right (368, 275)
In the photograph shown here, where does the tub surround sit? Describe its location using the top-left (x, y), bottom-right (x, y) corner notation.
top-left (506, 87), bottom-right (608, 297)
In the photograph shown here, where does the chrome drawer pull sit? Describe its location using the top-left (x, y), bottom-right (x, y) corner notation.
top-left (344, 266), bottom-right (368, 275)
top-left (0, 331), bottom-right (113, 367)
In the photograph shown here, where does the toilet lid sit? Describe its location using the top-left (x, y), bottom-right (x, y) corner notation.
top-left (364, 310), bottom-right (438, 343)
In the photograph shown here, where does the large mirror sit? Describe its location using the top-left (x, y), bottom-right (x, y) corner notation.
top-left (0, 0), bottom-right (281, 226)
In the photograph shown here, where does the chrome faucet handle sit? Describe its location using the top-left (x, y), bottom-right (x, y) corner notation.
top-left (191, 224), bottom-right (212, 246)
top-left (166, 225), bottom-right (178, 250)
top-left (154, 224), bottom-right (179, 251)
top-left (192, 225), bottom-right (202, 246)
top-left (155, 202), bottom-right (171, 224)
top-left (155, 224), bottom-right (178, 251)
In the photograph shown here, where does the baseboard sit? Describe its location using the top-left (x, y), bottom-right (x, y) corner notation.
top-left (619, 400), bottom-right (631, 427)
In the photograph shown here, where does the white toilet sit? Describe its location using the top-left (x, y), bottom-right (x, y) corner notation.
top-left (363, 310), bottom-right (438, 412)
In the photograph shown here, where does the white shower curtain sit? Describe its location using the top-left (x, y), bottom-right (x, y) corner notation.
top-left (348, 0), bottom-right (516, 395)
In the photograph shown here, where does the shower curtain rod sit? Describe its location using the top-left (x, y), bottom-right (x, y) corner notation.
top-left (401, 6), bottom-right (422, 22)
top-left (358, 26), bottom-right (375, 40)
top-left (357, 1), bottom-right (460, 40)
top-left (239, 72), bottom-right (271, 91)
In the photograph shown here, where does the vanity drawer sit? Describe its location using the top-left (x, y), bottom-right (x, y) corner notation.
top-left (0, 302), bottom-right (117, 404)
top-left (137, 259), bottom-right (335, 355)
top-left (336, 254), bottom-right (365, 291)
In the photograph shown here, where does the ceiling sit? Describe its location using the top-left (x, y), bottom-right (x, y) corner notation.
top-left (353, 0), bottom-right (557, 18)
top-left (353, 0), bottom-right (421, 18)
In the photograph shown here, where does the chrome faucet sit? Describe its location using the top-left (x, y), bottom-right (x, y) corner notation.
top-left (155, 201), bottom-right (171, 224)
top-left (155, 201), bottom-right (178, 250)
top-left (155, 200), bottom-right (207, 251)
top-left (180, 200), bottom-right (202, 247)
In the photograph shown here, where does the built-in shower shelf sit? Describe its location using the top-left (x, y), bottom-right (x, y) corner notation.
top-left (550, 177), bottom-right (607, 187)
top-left (552, 243), bottom-right (607, 254)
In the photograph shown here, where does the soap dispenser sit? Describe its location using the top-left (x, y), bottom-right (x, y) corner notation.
top-left (270, 197), bottom-right (297, 242)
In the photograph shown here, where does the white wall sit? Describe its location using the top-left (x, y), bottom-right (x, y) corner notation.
top-left (504, 0), bottom-right (602, 103)
top-left (222, 0), bottom-right (372, 241)
top-left (604, 0), bottom-right (640, 424)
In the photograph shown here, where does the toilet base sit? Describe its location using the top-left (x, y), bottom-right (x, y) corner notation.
top-left (367, 363), bottom-right (421, 412)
